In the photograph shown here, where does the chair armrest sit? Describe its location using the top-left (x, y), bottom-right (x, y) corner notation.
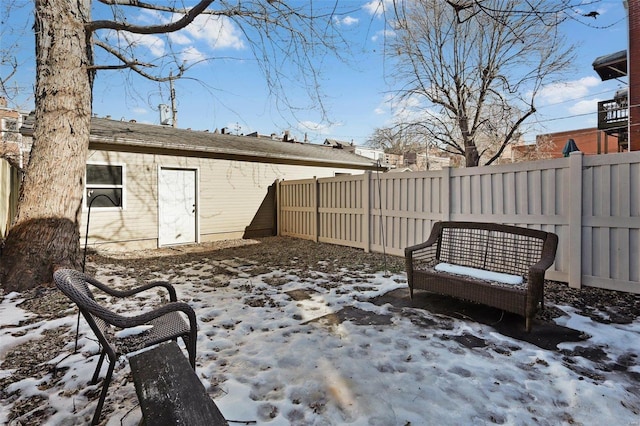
top-left (86, 275), bottom-right (178, 302)
top-left (85, 300), bottom-right (197, 331)
top-left (126, 302), bottom-right (197, 331)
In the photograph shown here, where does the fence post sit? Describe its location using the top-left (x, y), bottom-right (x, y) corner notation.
top-left (363, 172), bottom-right (371, 253)
top-left (275, 179), bottom-right (281, 237)
top-left (314, 177), bottom-right (319, 242)
top-left (442, 166), bottom-right (451, 221)
top-left (568, 152), bottom-right (583, 289)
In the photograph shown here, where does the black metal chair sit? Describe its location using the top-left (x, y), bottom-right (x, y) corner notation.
top-left (53, 268), bottom-right (197, 425)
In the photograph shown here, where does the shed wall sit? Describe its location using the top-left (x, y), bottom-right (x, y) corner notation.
top-left (83, 150), bottom-right (365, 250)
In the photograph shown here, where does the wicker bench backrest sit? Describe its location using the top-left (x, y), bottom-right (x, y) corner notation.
top-left (437, 222), bottom-right (547, 277)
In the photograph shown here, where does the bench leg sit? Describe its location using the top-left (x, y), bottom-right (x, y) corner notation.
top-left (525, 317), bottom-right (532, 333)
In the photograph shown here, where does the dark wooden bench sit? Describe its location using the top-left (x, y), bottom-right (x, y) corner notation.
top-left (405, 221), bottom-right (558, 331)
top-left (130, 341), bottom-right (228, 426)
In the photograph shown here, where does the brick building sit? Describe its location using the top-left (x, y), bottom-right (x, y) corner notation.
top-left (534, 127), bottom-right (621, 159)
top-left (0, 97), bottom-right (31, 169)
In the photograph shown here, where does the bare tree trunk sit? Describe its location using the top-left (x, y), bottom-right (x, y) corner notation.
top-left (465, 144), bottom-right (480, 167)
top-left (1, 0), bottom-right (92, 292)
top-left (459, 116), bottom-right (479, 167)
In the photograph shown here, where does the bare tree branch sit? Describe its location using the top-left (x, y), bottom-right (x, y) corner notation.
top-left (0, 58), bottom-right (18, 96)
top-left (96, 0), bottom-right (208, 14)
top-left (88, 0), bottom-right (215, 33)
top-left (93, 39), bottom-right (186, 81)
top-left (387, 0), bottom-right (575, 166)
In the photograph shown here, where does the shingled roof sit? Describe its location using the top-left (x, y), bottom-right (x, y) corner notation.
top-left (21, 115), bottom-right (381, 171)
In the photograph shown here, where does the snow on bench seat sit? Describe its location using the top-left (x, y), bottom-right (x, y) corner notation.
top-left (434, 263), bottom-right (524, 286)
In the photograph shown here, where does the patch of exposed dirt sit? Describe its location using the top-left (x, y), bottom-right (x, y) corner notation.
top-left (86, 237), bottom-right (405, 279)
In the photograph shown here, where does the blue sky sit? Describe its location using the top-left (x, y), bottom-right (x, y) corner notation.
top-left (2, 0), bottom-right (629, 145)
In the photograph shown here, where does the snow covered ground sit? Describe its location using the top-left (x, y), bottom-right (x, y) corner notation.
top-left (1, 255), bottom-right (639, 425)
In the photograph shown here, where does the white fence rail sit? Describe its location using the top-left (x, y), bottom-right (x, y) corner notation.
top-left (278, 151), bottom-right (640, 294)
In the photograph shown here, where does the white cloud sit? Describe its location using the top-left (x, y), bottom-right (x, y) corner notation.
top-left (371, 29), bottom-right (395, 42)
top-left (109, 31), bottom-right (166, 57)
top-left (168, 32), bottom-right (192, 45)
top-left (137, 34), bottom-right (166, 57)
top-left (372, 93), bottom-right (443, 127)
top-left (335, 15), bottom-right (359, 26)
top-left (137, 8), bottom-right (166, 23)
top-left (538, 76), bottom-right (601, 104)
top-left (183, 15), bottom-right (245, 50)
top-left (363, 0), bottom-right (393, 16)
top-left (137, 9), bottom-right (244, 51)
top-left (343, 16), bottom-right (359, 25)
top-left (132, 107), bottom-right (148, 115)
top-left (568, 99), bottom-right (600, 115)
top-left (180, 46), bottom-right (207, 63)
top-left (392, 100), bottom-right (425, 123)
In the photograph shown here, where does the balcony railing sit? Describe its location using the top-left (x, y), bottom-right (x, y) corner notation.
top-left (597, 99), bottom-right (628, 131)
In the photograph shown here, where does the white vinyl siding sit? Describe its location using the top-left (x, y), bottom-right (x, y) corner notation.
top-left (81, 150), bottom-right (366, 250)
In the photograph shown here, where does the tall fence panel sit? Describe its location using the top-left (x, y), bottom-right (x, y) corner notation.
top-left (368, 171), bottom-right (445, 256)
top-left (317, 174), bottom-right (368, 250)
top-left (277, 151), bottom-right (640, 294)
top-left (278, 178), bottom-right (317, 241)
top-left (581, 154), bottom-right (640, 292)
top-left (447, 160), bottom-right (571, 283)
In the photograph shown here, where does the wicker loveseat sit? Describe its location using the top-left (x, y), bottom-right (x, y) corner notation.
top-left (405, 221), bottom-right (558, 331)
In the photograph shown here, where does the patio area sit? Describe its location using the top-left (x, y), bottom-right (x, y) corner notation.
top-left (1, 236), bottom-right (639, 425)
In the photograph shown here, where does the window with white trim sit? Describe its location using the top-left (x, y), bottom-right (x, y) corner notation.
top-left (85, 163), bottom-right (125, 209)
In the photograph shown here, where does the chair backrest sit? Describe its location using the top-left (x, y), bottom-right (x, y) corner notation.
top-left (54, 269), bottom-right (116, 355)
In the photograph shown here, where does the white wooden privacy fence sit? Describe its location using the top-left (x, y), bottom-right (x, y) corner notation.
top-left (277, 151), bottom-right (640, 294)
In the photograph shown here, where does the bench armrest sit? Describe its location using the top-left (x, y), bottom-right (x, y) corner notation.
top-left (405, 221), bottom-right (443, 256)
top-left (405, 222), bottom-right (443, 294)
top-left (530, 232), bottom-right (559, 273)
top-left (525, 232), bottom-right (559, 312)
top-left (405, 238), bottom-right (438, 271)
top-left (405, 221), bottom-right (442, 264)
top-left (527, 232), bottom-right (559, 287)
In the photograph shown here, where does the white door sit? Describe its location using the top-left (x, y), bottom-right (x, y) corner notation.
top-left (158, 168), bottom-right (197, 246)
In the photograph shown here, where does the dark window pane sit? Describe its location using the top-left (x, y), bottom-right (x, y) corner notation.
top-left (86, 188), bottom-right (122, 208)
top-left (87, 164), bottom-right (122, 185)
